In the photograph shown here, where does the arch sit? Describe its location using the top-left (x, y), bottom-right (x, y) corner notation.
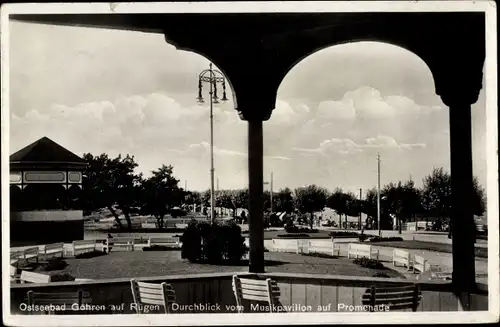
top-left (162, 35), bottom-right (239, 110)
top-left (67, 184), bottom-right (83, 210)
top-left (277, 39), bottom-right (438, 97)
top-left (23, 184), bottom-right (68, 211)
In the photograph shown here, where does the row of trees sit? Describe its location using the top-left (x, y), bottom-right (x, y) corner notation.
top-left (81, 153), bottom-right (486, 234)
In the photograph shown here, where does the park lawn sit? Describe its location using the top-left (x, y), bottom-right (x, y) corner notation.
top-left (33, 251), bottom-right (404, 280)
top-left (365, 240), bottom-right (488, 258)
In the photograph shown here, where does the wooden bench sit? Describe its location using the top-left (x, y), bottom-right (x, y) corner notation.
top-left (27, 290), bottom-right (92, 314)
top-left (41, 243), bottom-right (64, 259)
top-left (232, 275), bottom-right (281, 313)
top-left (362, 284), bottom-right (422, 311)
top-left (130, 279), bottom-right (176, 314)
top-left (11, 266), bottom-right (20, 283)
top-left (72, 240), bottom-right (97, 256)
top-left (11, 251), bottom-right (21, 265)
top-left (165, 221), bottom-right (177, 229)
top-left (412, 255), bottom-right (429, 273)
top-left (20, 271), bottom-right (51, 284)
top-left (103, 237), bottom-right (135, 252)
top-left (20, 247), bottom-right (40, 263)
top-left (271, 239), bottom-right (300, 253)
top-left (393, 249), bottom-right (411, 270)
top-left (347, 243), bottom-right (379, 261)
top-left (306, 239), bottom-right (340, 256)
top-left (147, 237), bottom-right (180, 248)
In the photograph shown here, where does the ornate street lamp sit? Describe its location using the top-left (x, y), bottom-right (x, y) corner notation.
top-left (197, 63), bottom-right (228, 223)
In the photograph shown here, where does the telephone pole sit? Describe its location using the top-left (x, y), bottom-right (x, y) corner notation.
top-left (270, 172), bottom-right (273, 215)
top-left (359, 188), bottom-right (362, 230)
top-left (377, 153), bottom-right (381, 237)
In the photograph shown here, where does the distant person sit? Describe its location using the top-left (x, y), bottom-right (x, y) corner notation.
top-left (103, 233), bottom-right (114, 253)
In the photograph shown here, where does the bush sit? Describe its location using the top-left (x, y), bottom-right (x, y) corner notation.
top-left (41, 258), bottom-right (68, 271)
top-left (302, 252), bottom-right (337, 259)
top-left (353, 257), bottom-right (384, 269)
top-left (276, 233), bottom-right (310, 238)
top-left (329, 231), bottom-right (359, 238)
top-left (372, 272), bottom-right (391, 278)
top-left (285, 225), bottom-right (318, 233)
top-left (369, 236), bottom-right (403, 243)
top-left (50, 273), bottom-right (75, 282)
top-left (358, 234), bottom-right (369, 242)
top-left (75, 250), bottom-right (105, 259)
top-left (181, 220), bottom-right (248, 264)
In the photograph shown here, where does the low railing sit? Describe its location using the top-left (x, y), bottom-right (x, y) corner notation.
top-left (10, 272), bottom-right (488, 314)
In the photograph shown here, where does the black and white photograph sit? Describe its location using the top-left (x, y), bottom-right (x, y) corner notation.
top-left (1, 1), bottom-right (498, 326)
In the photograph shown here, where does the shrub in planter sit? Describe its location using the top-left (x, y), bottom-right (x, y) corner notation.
top-left (372, 272), bottom-right (391, 278)
top-left (369, 236), bottom-right (403, 243)
top-left (41, 257), bottom-right (68, 271)
top-left (358, 234), bottom-right (369, 242)
top-left (353, 257), bottom-right (384, 269)
top-left (285, 225), bottom-right (318, 233)
top-left (75, 250), bottom-right (105, 259)
top-left (181, 220), bottom-right (247, 263)
top-left (50, 273), bottom-right (75, 282)
top-left (276, 233), bottom-right (310, 238)
top-left (329, 231), bottom-right (359, 238)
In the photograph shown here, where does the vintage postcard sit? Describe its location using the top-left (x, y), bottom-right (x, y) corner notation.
top-left (1, 1), bottom-right (498, 326)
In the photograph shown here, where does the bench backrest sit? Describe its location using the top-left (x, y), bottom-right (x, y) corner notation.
top-left (20, 271), bottom-right (51, 284)
top-left (27, 290), bottom-right (92, 314)
top-left (110, 237), bottom-right (135, 244)
top-left (393, 249), bottom-right (410, 263)
top-left (23, 247), bottom-right (40, 256)
top-left (362, 284), bottom-right (421, 311)
top-left (11, 266), bottom-right (19, 282)
top-left (232, 275), bottom-right (280, 313)
top-left (349, 243), bottom-right (373, 254)
top-left (308, 239), bottom-right (334, 248)
top-left (149, 237), bottom-right (179, 244)
top-left (44, 243), bottom-right (64, 251)
top-left (130, 279), bottom-right (176, 314)
top-left (73, 240), bottom-right (96, 247)
top-left (413, 255), bottom-right (429, 273)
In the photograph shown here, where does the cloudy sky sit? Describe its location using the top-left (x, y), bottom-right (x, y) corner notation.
top-left (8, 21), bottom-right (487, 194)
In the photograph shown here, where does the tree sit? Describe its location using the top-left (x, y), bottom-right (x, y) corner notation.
top-left (274, 187), bottom-right (295, 214)
top-left (421, 167), bottom-right (486, 238)
top-left (326, 188), bottom-right (346, 228)
top-left (141, 165), bottom-right (183, 229)
top-left (82, 153), bottom-right (142, 230)
top-left (293, 185), bottom-right (329, 229)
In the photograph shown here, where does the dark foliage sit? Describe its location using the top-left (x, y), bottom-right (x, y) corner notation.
top-left (329, 231), bottom-right (360, 238)
top-left (372, 272), bottom-right (391, 278)
top-left (284, 225), bottom-right (318, 233)
top-left (302, 252), bottom-right (338, 259)
top-left (41, 257), bottom-right (68, 271)
top-left (181, 220), bottom-right (248, 263)
top-left (276, 233), bottom-right (311, 238)
top-left (353, 257), bottom-right (384, 269)
top-left (50, 273), bottom-right (75, 282)
top-left (369, 236), bottom-right (404, 243)
top-left (358, 234), bottom-right (369, 242)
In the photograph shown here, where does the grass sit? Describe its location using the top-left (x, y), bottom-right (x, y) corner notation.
top-left (362, 240), bottom-right (488, 258)
top-left (28, 251), bottom-right (404, 280)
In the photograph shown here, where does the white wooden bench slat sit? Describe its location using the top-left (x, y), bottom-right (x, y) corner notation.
top-left (232, 275), bottom-right (280, 313)
top-left (393, 249), bottom-right (411, 270)
top-left (20, 271), bottom-right (51, 284)
top-left (413, 255), bottom-right (429, 273)
top-left (104, 237), bottom-right (135, 252)
top-left (148, 237), bottom-right (180, 247)
top-left (72, 240), bottom-right (97, 255)
top-left (347, 243), bottom-right (379, 261)
top-left (130, 279), bottom-right (176, 314)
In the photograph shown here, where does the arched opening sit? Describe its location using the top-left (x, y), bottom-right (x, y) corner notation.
top-left (269, 41), bottom-right (446, 231)
top-left (22, 184), bottom-right (68, 211)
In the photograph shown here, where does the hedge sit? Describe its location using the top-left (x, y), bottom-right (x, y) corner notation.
top-left (284, 225), bottom-right (319, 233)
top-left (368, 236), bottom-right (404, 243)
top-left (181, 220), bottom-right (248, 264)
top-left (329, 231), bottom-right (360, 238)
top-left (353, 257), bottom-right (384, 269)
top-left (276, 233), bottom-right (310, 238)
top-left (75, 250), bottom-right (106, 259)
top-left (41, 258), bottom-right (68, 271)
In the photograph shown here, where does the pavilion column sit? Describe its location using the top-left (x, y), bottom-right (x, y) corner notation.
top-left (448, 102), bottom-right (476, 294)
top-left (248, 119), bottom-right (265, 273)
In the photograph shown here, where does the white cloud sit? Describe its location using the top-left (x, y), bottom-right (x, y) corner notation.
top-left (315, 86), bottom-right (444, 120)
top-left (293, 135), bottom-right (426, 156)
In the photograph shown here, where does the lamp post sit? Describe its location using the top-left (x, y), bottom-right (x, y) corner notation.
top-left (197, 63), bottom-right (228, 224)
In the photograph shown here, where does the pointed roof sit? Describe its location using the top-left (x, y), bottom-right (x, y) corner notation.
top-left (10, 137), bottom-right (87, 169)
